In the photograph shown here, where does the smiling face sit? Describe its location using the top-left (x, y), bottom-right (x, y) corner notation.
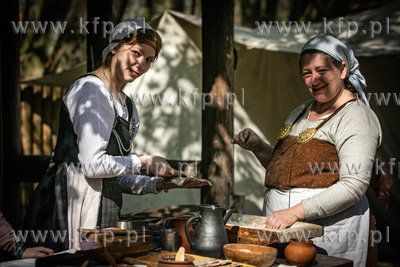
top-left (110, 42), bottom-right (156, 86)
top-left (301, 53), bottom-right (347, 106)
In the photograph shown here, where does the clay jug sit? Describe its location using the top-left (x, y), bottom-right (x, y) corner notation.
top-left (185, 204), bottom-right (234, 259)
top-left (284, 238), bottom-right (316, 266)
top-left (163, 215), bottom-right (194, 253)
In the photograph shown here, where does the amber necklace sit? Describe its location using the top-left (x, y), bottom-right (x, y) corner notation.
top-left (277, 99), bottom-right (356, 144)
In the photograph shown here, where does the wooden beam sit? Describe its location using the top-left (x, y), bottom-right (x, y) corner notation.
top-left (87, 0), bottom-right (114, 72)
top-left (201, 0), bottom-right (235, 208)
top-left (0, 0), bottom-right (23, 223)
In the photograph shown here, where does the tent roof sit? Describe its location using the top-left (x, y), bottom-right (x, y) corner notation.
top-left (170, 3), bottom-right (400, 56)
top-left (21, 62), bottom-right (87, 87)
top-left (22, 3), bottom-right (400, 86)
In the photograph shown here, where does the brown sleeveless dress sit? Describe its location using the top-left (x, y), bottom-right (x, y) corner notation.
top-left (264, 100), bottom-right (356, 190)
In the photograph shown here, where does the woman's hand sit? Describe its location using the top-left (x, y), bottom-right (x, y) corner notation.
top-left (231, 128), bottom-right (261, 152)
top-left (21, 246), bottom-right (53, 259)
top-left (232, 128), bottom-right (274, 167)
top-left (140, 155), bottom-right (180, 177)
top-left (265, 203), bottom-right (305, 229)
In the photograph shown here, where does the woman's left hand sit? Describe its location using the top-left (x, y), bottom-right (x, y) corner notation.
top-left (265, 203), bottom-right (305, 229)
top-left (140, 155), bottom-right (180, 177)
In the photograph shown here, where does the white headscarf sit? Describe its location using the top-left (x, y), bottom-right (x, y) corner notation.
top-left (301, 35), bottom-right (369, 107)
top-left (102, 19), bottom-right (153, 64)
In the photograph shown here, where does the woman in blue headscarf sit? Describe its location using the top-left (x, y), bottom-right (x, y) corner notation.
top-left (232, 35), bottom-right (386, 266)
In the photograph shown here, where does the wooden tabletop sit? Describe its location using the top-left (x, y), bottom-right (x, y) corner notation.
top-left (124, 251), bottom-right (353, 267)
top-left (274, 254), bottom-right (353, 267)
top-left (123, 252), bottom-right (256, 267)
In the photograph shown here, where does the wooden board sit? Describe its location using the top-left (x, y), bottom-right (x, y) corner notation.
top-left (275, 254), bottom-right (353, 267)
top-left (123, 251), bottom-right (256, 267)
top-left (76, 240), bottom-right (158, 264)
top-left (78, 228), bottom-right (153, 249)
top-left (80, 228), bottom-right (153, 236)
top-left (225, 213), bottom-right (323, 245)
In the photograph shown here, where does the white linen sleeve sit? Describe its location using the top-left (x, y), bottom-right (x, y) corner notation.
top-left (301, 104), bottom-right (382, 220)
top-left (64, 77), bottom-right (141, 178)
top-left (117, 175), bottom-right (163, 195)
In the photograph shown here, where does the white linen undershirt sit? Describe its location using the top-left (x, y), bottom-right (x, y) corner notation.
top-left (63, 75), bottom-right (141, 176)
top-left (63, 75), bottom-right (162, 249)
top-left (64, 74), bottom-right (162, 194)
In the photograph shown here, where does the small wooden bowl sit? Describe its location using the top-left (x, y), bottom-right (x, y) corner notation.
top-left (158, 253), bottom-right (195, 267)
top-left (223, 244), bottom-right (277, 267)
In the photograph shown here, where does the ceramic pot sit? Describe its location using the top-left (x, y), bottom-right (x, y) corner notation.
top-left (158, 254), bottom-right (195, 267)
top-left (284, 238), bottom-right (316, 267)
top-left (163, 215), bottom-right (194, 253)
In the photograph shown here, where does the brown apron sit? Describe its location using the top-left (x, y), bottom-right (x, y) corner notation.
top-left (264, 99), bottom-right (356, 189)
top-left (264, 136), bottom-right (339, 189)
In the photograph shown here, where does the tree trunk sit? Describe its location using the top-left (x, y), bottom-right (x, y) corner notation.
top-left (0, 0), bottom-right (23, 223)
top-left (87, 0), bottom-right (114, 72)
top-left (201, 0), bottom-right (235, 208)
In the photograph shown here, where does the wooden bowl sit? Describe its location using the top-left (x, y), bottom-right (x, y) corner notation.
top-left (223, 244), bottom-right (277, 267)
top-left (158, 253), bottom-right (195, 267)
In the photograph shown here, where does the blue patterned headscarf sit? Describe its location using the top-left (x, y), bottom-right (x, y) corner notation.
top-left (102, 19), bottom-right (153, 64)
top-left (301, 35), bottom-right (369, 107)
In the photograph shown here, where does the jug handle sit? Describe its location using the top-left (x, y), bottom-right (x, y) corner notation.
top-left (162, 217), bottom-right (178, 229)
top-left (223, 209), bottom-right (234, 225)
top-left (185, 215), bottom-right (201, 248)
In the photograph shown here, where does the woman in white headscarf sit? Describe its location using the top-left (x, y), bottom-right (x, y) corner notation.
top-left (232, 35), bottom-right (387, 266)
top-left (24, 20), bottom-right (209, 252)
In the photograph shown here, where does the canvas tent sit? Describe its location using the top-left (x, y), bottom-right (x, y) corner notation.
top-left (22, 3), bottom-right (400, 257)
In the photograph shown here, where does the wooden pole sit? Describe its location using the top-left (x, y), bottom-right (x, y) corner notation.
top-left (32, 85), bottom-right (43, 155)
top-left (0, 0), bottom-right (22, 222)
top-left (21, 85), bottom-right (33, 155)
top-left (87, 0), bottom-right (113, 72)
top-left (52, 86), bottom-right (63, 148)
top-left (201, 0), bottom-right (235, 208)
top-left (42, 85), bottom-right (52, 155)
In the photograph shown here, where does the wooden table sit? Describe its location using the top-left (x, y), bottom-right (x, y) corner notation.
top-left (274, 254), bottom-right (353, 267)
top-left (124, 251), bottom-right (353, 267)
top-left (123, 252), bottom-right (256, 267)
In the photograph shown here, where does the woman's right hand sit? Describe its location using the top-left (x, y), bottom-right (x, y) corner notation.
top-left (231, 128), bottom-right (261, 152)
top-left (21, 246), bottom-right (53, 259)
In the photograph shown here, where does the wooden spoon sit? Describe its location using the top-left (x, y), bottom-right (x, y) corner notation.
top-left (103, 247), bottom-right (117, 267)
top-left (175, 247), bottom-right (185, 262)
